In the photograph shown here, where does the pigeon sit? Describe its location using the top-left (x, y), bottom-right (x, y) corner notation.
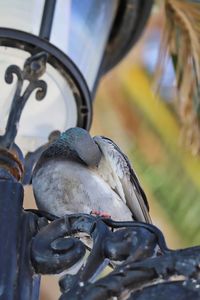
top-left (32, 127), bottom-right (151, 223)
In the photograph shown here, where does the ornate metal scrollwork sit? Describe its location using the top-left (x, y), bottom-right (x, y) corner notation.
top-left (29, 211), bottom-right (200, 300)
top-left (0, 52), bottom-right (48, 149)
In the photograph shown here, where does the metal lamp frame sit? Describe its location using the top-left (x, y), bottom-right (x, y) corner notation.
top-left (1, 1), bottom-right (199, 300)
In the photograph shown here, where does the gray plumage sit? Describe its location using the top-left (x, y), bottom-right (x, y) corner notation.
top-left (32, 128), bottom-right (151, 223)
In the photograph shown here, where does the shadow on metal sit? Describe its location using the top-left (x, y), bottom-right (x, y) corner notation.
top-left (29, 211), bottom-right (200, 300)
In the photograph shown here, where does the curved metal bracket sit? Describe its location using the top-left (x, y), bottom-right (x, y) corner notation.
top-left (29, 212), bottom-right (200, 299)
top-left (0, 52), bottom-right (48, 149)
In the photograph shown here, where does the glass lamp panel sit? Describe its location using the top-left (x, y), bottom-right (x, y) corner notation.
top-left (0, 47), bottom-right (77, 154)
top-left (0, 0), bottom-right (45, 35)
top-left (50, 0), bottom-right (118, 90)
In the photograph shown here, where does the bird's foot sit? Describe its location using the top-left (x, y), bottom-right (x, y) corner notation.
top-left (90, 210), bottom-right (111, 219)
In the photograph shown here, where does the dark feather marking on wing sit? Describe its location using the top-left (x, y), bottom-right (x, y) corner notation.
top-left (99, 136), bottom-right (149, 211)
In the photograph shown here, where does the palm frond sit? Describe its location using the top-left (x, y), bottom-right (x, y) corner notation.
top-left (156, 0), bottom-right (200, 154)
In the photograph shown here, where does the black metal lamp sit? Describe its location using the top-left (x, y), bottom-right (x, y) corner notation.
top-left (0, 0), bottom-right (153, 154)
top-left (0, 1), bottom-right (174, 300)
top-left (1, 2), bottom-right (200, 300)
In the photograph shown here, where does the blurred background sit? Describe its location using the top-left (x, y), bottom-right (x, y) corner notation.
top-left (24, 4), bottom-right (200, 299)
top-left (92, 7), bottom-right (200, 250)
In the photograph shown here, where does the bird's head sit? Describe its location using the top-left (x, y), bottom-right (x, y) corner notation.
top-left (56, 127), bottom-right (102, 167)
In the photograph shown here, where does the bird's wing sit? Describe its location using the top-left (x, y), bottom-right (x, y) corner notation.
top-left (93, 136), bottom-right (151, 223)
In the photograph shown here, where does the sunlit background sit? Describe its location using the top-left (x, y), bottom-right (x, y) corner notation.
top-left (92, 8), bottom-right (200, 249)
top-left (23, 6), bottom-right (200, 300)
